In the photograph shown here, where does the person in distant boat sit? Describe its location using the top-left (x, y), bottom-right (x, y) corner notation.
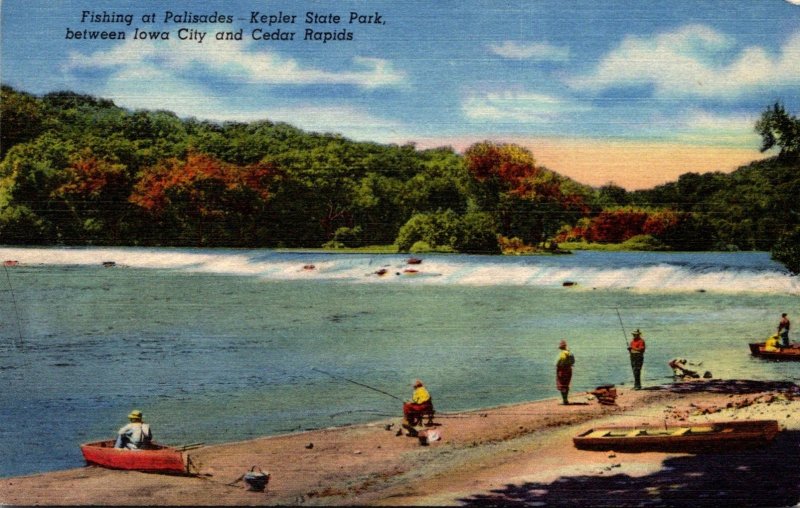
top-left (556, 340), bottom-right (575, 405)
top-left (402, 379), bottom-right (434, 434)
top-left (114, 409), bottom-right (152, 450)
top-left (764, 334), bottom-right (781, 352)
top-left (628, 329), bottom-right (646, 390)
top-left (778, 313), bottom-right (791, 347)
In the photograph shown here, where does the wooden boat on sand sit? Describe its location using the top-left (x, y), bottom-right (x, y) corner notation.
top-left (80, 440), bottom-right (195, 474)
top-left (749, 342), bottom-right (800, 360)
top-left (573, 419), bottom-right (779, 452)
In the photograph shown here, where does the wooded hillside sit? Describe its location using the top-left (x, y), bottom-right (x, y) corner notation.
top-left (1, 86), bottom-right (798, 268)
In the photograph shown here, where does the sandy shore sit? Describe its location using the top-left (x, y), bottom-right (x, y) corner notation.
top-left (3, 379), bottom-right (800, 507)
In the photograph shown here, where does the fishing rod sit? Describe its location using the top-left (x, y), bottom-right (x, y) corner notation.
top-left (614, 307), bottom-right (629, 349)
top-left (3, 264), bottom-right (24, 348)
top-left (312, 367), bottom-right (403, 401)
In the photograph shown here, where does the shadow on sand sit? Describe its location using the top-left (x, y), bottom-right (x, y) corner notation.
top-left (460, 430), bottom-right (800, 507)
top-left (461, 380), bottom-right (800, 507)
top-left (655, 379), bottom-right (800, 396)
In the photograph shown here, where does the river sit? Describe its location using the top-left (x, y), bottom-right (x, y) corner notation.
top-left (0, 247), bottom-right (797, 477)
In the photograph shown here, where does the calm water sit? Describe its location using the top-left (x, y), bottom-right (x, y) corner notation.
top-left (0, 247), bottom-right (798, 477)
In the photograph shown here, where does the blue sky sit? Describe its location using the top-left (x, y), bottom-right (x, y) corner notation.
top-left (2, 0), bottom-right (799, 188)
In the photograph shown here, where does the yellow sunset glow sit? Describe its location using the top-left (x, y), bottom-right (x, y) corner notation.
top-left (417, 137), bottom-right (766, 190)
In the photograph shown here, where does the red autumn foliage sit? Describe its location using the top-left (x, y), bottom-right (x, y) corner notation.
top-left (464, 142), bottom-right (539, 192)
top-left (55, 155), bottom-right (128, 200)
top-left (557, 208), bottom-right (689, 243)
top-left (587, 209), bottom-right (649, 243)
top-left (130, 152), bottom-right (274, 214)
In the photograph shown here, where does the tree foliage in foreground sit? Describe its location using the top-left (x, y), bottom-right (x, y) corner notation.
top-left (772, 226), bottom-right (800, 275)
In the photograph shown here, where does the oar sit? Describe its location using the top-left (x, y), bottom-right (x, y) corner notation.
top-left (176, 442), bottom-right (205, 451)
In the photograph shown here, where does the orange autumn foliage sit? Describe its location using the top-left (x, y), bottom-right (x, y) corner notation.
top-left (130, 152), bottom-right (274, 214)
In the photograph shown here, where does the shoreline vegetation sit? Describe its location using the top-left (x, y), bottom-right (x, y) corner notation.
top-left (278, 239), bottom-right (749, 255)
top-left (3, 378), bottom-right (799, 506)
top-left (2, 87), bottom-right (799, 272)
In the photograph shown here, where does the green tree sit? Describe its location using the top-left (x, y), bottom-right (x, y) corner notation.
top-left (0, 134), bottom-right (76, 243)
top-left (755, 102), bottom-right (800, 160)
top-left (395, 210), bottom-right (460, 252)
top-left (772, 226), bottom-right (800, 275)
top-left (1, 86), bottom-right (46, 157)
top-left (454, 211), bottom-right (500, 253)
top-left (594, 183), bottom-right (629, 209)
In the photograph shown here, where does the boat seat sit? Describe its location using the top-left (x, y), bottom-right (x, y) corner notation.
top-left (672, 428), bottom-right (690, 436)
top-left (626, 429), bottom-right (642, 437)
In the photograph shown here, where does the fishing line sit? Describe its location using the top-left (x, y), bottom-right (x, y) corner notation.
top-left (312, 367), bottom-right (403, 401)
top-left (3, 264), bottom-right (24, 348)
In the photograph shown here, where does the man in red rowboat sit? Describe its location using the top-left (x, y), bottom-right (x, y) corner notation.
top-left (628, 329), bottom-right (646, 390)
top-left (402, 379), bottom-right (434, 435)
top-left (114, 409), bottom-right (153, 450)
top-left (556, 340), bottom-right (575, 405)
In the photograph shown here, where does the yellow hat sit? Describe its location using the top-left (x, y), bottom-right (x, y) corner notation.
top-left (128, 410), bottom-right (143, 420)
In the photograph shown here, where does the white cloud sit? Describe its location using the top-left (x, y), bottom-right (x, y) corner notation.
top-left (263, 106), bottom-right (411, 142)
top-left (99, 63), bottom-right (228, 118)
top-left (462, 90), bottom-right (590, 123)
top-left (488, 41), bottom-right (569, 61)
top-left (88, 68), bottom-right (408, 140)
top-left (672, 110), bottom-right (761, 147)
top-left (569, 25), bottom-right (800, 98)
top-left (65, 37), bottom-right (406, 89)
top-left (61, 38), bottom-right (409, 140)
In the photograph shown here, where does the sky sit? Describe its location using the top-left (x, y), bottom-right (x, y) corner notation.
top-left (2, 0), bottom-right (799, 189)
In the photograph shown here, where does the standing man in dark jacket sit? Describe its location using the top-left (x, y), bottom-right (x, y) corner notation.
top-left (778, 313), bottom-right (791, 347)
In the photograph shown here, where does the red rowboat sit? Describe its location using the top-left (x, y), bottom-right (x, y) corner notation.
top-left (80, 440), bottom-right (189, 474)
top-left (573, 419), bottom-right (779, 452)
top-left (749, 342), bottom-right (800, 360)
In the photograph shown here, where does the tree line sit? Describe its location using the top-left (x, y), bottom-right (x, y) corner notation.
top-left (1, 86), bottom-right (798, 272)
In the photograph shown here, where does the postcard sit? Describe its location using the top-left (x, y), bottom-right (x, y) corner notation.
top-left (1, 1), bottom-right (799, 505)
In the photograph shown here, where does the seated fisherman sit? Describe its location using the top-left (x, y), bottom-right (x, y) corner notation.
top-left (764, 334), bottom-right (781, 352)
top-left (402, 379), bottom-right (434, 433)
top-left (114, 409), bottom-right (153, 450)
